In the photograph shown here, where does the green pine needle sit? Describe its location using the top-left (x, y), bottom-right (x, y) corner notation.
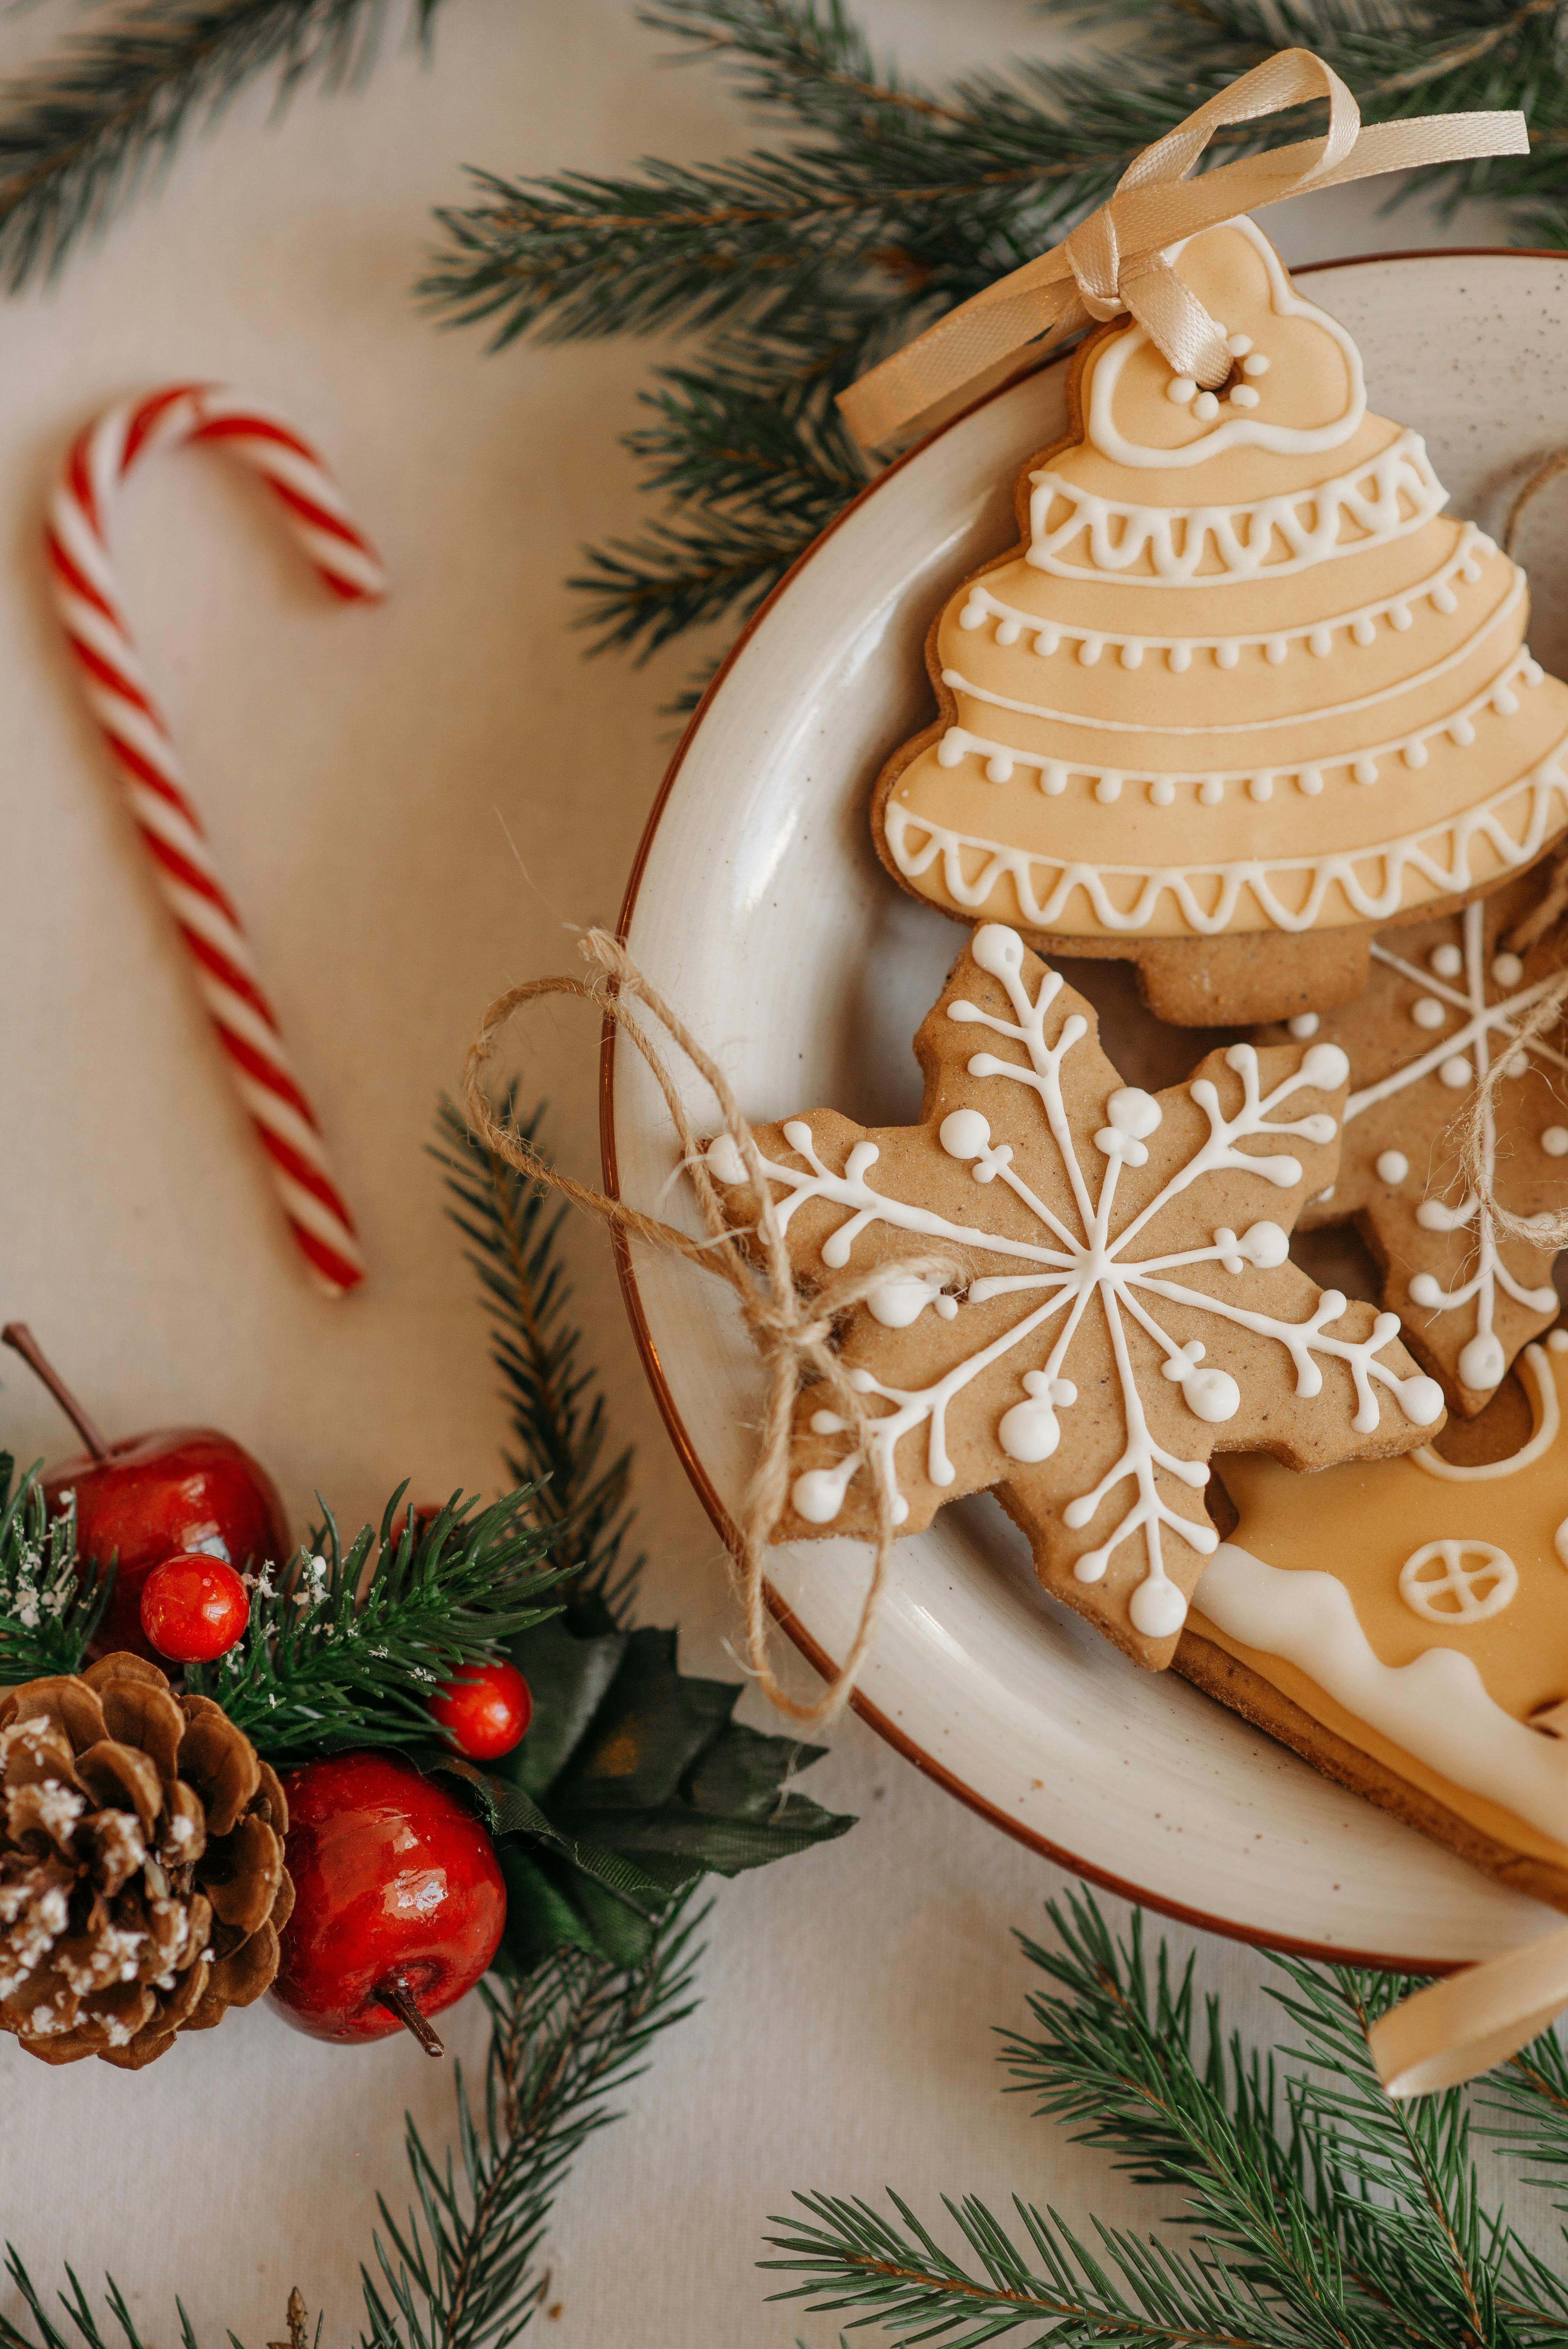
top-left (359, 1902), bottom-right (704, 2349)
top-left (432, 1090), bottom-right (641, 1615)
top-left (0, 1456), bottom-right (111, 1683)
top-left (209, 1482), bottom-right (567, 1763)
top-left (763, 1886), bottom-right (1568, 2349)
top-left (0, 0), bottom-right (448, 292)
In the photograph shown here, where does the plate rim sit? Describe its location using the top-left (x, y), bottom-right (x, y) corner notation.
top-left (600, 247), bottom-right (1568, 1971)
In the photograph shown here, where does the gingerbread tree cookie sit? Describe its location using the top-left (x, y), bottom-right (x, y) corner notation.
top-left (1187, 1334), bottom-right (1568, 1912)
top-left (1259, 873), bottom-right (1568, 1415)
top-left (873, 216), bottom-right (1568, 1026)
top-left (703, 923), bottom-right (1444, 1670)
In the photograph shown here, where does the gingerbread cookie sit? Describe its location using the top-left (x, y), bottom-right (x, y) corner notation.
top-left (1186, 1336), bottom-right (1568, 1913)
top-left (703, 923), bottom-right (1444, 1670)
top-left (871, 216), bottom-right (1568, 1025)
top-left (1259, 874), bottom-right (1568, 1414)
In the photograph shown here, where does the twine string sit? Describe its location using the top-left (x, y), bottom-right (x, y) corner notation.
top-left (1451, 966), bottom-right (1568, 1250)
top-left (462, 930), bottom-right (959, 1727)
top-left (1447, 451), bottom-right (1568, 1238)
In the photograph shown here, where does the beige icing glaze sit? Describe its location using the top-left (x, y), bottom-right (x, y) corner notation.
top-left (879, 217), bottom-right (1568, 941)
top-left (1194, 1339), bottom-right (1568, 1859)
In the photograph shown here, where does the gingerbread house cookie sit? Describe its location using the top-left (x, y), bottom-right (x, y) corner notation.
top-left (1187, 1337), bottom-right (1568, 1911)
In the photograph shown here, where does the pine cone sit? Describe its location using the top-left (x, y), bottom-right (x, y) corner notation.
top-left (0, 1652), bottom-right (292, 2068)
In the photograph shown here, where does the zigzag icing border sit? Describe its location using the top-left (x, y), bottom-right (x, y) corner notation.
top-left (884, 758), bottom-right (1568, 938)
top-left (1027, 429), bottom-right (1446, 586)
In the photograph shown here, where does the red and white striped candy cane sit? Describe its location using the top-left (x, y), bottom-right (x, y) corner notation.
top-left (46, 383), bottom-right (386, 1298)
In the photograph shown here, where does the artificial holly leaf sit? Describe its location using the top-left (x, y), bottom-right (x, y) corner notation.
top-left (505, 1608), bottom-right (627, 1797)
top-left (547, 1628), bottom-right (737, 1813)
top-left (490, 1590), bottom-right (853, 1969)
top-left (401, 1742), bottom-right (669, 1915)
top-left (703, 922), bottom-right (1449, 1670)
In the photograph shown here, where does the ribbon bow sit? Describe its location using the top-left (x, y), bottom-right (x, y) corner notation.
top-left (837, 49), bottom-right (1528, 451)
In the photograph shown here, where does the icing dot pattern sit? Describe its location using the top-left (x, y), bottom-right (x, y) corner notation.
top-left (931, 644), bottom-right (1545, 814)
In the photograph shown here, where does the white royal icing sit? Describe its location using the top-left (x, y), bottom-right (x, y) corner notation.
top-left (1027, 428), bottom-right (1445, 586)
top-left (1193, 1541), bottom-right (1568, 1844)
top-left (1345, 907), bottom-right (1566, 1389)
top-left (1410, 1341), bottom-right (1562, 1481)
top-left (887, 755), bottom-right (1568, 937)
top-left (1085, 220), bottom-right (1366, 471)
top-left (1399, 1538), bottom-right (1518, 1624)
top-left (941, 569), bottom-right (1522, 741)
top-left (712, 926), bottom-right (1438, 1638)
top-left (958, 524), bottom-right (1494, 672)
top-left (931, 643), bottom-right (1541, 804)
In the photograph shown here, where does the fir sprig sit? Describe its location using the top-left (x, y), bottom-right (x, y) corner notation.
top-left (433, 1092), bottom-right (640, 1612)
top-left (209, 1483), bottom-right (566, 1762)
top-left (0, 1457), bottom-right (110, 1683)
top-left (764, 1887), bottom-right (1568, 2348)
top-left (360, 1901), bottom-right (703, 2349)
top-left (0, 0), bottom-right (446, 292)
top-left (427, 0), bottom-right (1568, 668)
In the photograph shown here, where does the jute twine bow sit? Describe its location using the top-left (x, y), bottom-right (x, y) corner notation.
top-left (462, 929), bottom-right (960, 1728)
top-left (836, 48), bottom-right (1527, 452)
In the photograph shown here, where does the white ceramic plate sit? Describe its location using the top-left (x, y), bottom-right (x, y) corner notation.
top-left (606, 251), bottom-right (1568, 1965)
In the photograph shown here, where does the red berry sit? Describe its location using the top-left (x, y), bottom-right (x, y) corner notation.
top-left (429, 1657), bottom-right (533, 1761)
top-left (269, 1753), bottom-right (506, 2048)
top-left (139, 1551), bottom-right (250, 1663)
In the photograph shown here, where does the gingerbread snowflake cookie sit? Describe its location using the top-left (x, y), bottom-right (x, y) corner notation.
top-left (871, 216), bottom-right (1568, 1027)
top-left (703, 923), bottom-right (1445, 1670)
top-left (1258, 874), bottom-right (1568, 1415)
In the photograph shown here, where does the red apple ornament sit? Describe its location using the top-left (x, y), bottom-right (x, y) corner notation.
top-left (429, 1657), bottom-right (533, 1761)
top-left (269, 1752), bottom-right (506, 2053)
top-left (140, 1552), bottom-right (250, 1663)
top-left (2, 1324), bottom-right (289, 1661)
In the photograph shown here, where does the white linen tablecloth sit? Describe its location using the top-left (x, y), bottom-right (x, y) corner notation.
top-left (0, 2), bottom-right (1536, 2338)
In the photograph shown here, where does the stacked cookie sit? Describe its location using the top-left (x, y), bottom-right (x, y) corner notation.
top-left (700, 219), bottom-right (1568, 1911)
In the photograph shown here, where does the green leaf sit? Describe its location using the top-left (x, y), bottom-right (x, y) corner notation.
top-left (504, 1600), bottom-right (628, 1796)
top-left (546, 1627), bottom-right (737, 1814)
top-left (0, 1460), bottom-right (113, 1684)
top-left (492, 1592), bottom-right (853, 1966)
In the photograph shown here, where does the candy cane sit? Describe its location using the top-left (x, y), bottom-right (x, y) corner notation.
top-left (46, 384), bottom-right (385, 1298)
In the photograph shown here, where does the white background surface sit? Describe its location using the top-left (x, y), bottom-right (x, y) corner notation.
top-left (0, 3), bottom-right (1544, 2340)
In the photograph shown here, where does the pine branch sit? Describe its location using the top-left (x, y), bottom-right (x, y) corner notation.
top-left (0, 0), bottom-right (446, 292)
top-left (210, 1482), bottom-right (566, 1763)
top-left (433, 1093), bottom-right (640, 1614)
top-left (765, 1887), bottom-right (1568, 2349)
top-left (359, 1901), bottom-right (704, 2349)
top-left (0, 2254), bottom-right (174, 2349)
top-left (1264, 1957), bottom-right (1501, 2345)
top-left (426, 0), bottom-right (1568, 667)
top-left (0, 1456), bottom-right (111, 1683)
top-left (1480, 2024), bottom-right (1568, 2184)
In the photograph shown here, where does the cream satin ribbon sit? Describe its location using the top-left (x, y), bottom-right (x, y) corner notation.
top-left (837, 48), bottom-right (1528, 451)
top-left (1369, 1923), bottom-right (1568, 2098)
